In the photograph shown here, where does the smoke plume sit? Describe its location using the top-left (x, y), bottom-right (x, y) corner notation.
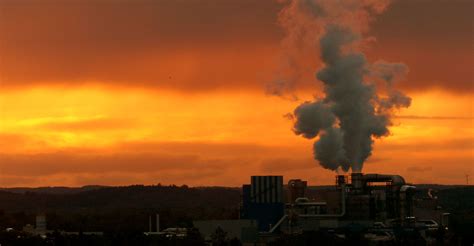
top-left (284, 0), bottom-right (411, 172)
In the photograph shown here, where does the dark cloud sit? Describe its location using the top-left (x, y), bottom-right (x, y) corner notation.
top-left (370, 0), bottom-right (474, 93)
top-left (0, 0), bottom-right (283, 90)
top-left (0, 0), bottom-right (471, 93)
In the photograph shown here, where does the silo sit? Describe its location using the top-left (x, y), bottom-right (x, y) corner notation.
top-left (241, 176), bottom-right (284, 231)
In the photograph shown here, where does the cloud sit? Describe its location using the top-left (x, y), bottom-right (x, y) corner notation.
top-left (115, 141), bottom-right (303, 157)
top-left (0, 175), bottom-right (41, 187)
top-left (0, 136), bottom-right (471, 186)
top-left (376, 137), bottom-right (474, 152)
top-left (0, 134), bottom-right (49, 153)
top-left (0, 0), bottom-right (471, 93)
top-left (0, 137), bottom-right (317, 186)
top-left (407, 166), bottom-right (432, 172)
top-left (38, 117), bottom-right (135, 131)
top-left (0, 140), bottom-right (306, 186)
top-left (0, 0), bottom-right (283, 91)
top-left (0, 134), bottom-right (29, 146)
top-left (0, 152), bottom-right (231, 176)
top-left (370, 0), bottom-right (473, 93)
top-left (260, 157), bottom-right (315, 173)
top-left (395, 115), bottom-right (474, 120)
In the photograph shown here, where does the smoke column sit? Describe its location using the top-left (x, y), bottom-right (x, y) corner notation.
top-left (281, 0), bottom-right (411, 172)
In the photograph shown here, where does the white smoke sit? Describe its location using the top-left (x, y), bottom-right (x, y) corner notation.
top-left (282, 0), bottom-right (411, 172)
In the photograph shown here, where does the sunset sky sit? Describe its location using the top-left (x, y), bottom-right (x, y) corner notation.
top-left (0, 0), bottom-right (472, 187)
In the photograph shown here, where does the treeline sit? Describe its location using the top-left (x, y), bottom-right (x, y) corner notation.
top-left (0, 185), bottom-right (241, 232)
top-left (0, 184), bottom-right (471, 243)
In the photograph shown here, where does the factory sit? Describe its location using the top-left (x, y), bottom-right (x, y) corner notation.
top-left (234, 173), bottom-right (449, 244)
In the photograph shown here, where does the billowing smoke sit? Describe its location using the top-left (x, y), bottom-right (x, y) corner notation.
top-left (282, 0), bottom-right (411, 172)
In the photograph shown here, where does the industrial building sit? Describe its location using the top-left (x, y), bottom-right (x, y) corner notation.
top-left (240, 176), bottom-right (284, 232)
top-left (235, 173), bottom-right (449, 244)
top-left (22, 214), bottom-right (103, 237)
top-left (274, 173), bottom-right (419, 232)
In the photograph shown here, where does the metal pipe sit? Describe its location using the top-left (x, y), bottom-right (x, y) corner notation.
top-left (400, 185), bottom-right (416, 192)
top-left (269, 215), bottom-right (288, 233)
top-left (362, 174), bottom-right (406, 186)
top-left (268, 184), bottom-right (347, 233)
top-left (299, 184), bottom-right (346, 218)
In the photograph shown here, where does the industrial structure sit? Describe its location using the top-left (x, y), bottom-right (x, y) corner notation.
top-left (275, 173), bottom-right (419, 232)
top-left (240, 176), bottom-right (284, 232)
top-left (236, 173), bottom-right (449, 244)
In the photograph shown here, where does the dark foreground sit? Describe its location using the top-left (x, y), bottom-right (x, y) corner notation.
top-left (0, 184), bottom-right (471, 245)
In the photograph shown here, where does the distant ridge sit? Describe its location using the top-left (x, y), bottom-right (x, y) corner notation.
top-left (0, 183), bottom-right (469, 195)
top-left (0, 185), bottom-right (108, 194)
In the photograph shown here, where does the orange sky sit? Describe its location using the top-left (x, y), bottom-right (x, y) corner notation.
top-left (0, 0), bottom-right (472, 187)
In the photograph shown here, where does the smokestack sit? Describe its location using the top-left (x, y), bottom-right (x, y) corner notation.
top-left (336, 175), bottom-right (346, 187)
top-left (281, 0), bottom-right (411, 173)
top-left (351, 173), bottom-right (364, 191)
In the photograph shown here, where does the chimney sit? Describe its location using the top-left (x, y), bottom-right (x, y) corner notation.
top-left (336, 175), bottom-right (346, 187)
top-left (351, 173), bottom-right (364, 191)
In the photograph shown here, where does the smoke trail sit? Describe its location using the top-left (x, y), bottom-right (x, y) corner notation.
top-left (284, 0), bottom-right (411, 172)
